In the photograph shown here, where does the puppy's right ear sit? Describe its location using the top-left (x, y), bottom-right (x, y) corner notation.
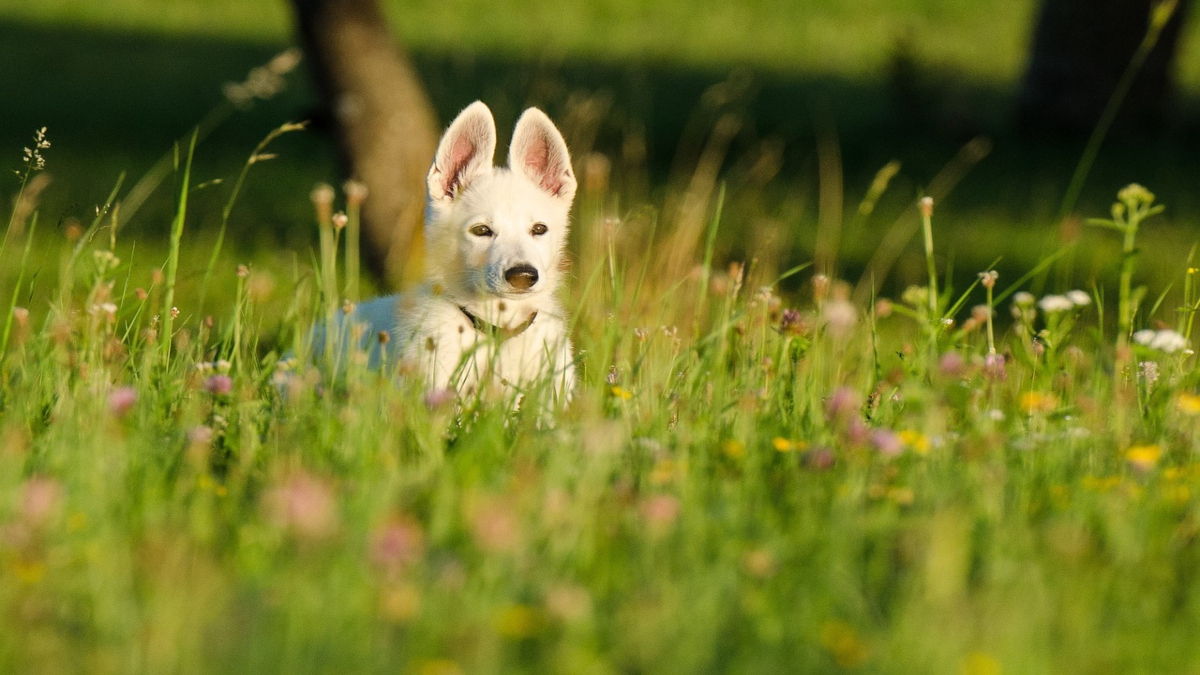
top-left (427, 101), bottom-right (496, 202)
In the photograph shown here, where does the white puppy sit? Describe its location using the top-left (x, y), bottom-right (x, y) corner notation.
top-left (322, 101), bottom-right (578, 403)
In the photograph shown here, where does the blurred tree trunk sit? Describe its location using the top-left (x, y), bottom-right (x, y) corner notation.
top-left (1017, 0), bottom-right (1191, 136)
top-left (292, 0), bottom-right (438, 288)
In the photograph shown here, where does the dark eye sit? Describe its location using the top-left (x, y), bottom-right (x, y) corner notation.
top-left (469, 224), bottom-right (494, 237)
top-left (531, 222), bottom-right (548, 236)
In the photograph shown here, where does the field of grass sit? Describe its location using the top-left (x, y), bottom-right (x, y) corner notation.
top-left (5, 2), bottom-right (1200, 672)
top-left (4, 115), bottom-right (1200, 673)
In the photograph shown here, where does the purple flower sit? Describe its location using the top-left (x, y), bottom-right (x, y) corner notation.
top-left (804, 447), bottom-right (835, 471)
top-left (780, 308), bottom-right (804, 336)
top-left (983, 353), bottom-right (1007, 381)
top-left (108, 386), bottom-right (138, 417)
top-left (825, 387), bottom-right (862, 423)
top-left (938, 352), bottom-right (966, 378)
top-left (871, 429), bottom-right (904, 457)
top-left (205, 374), bottom-right (233, 396)
top-left (423, 388), bottom-right (456, 410)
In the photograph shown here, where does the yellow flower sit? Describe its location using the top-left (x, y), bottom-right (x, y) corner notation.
top-left (649, 459), bottom-right (685, 486)
top-left (773, 437), bottom-right (808, 453)
top-left (819, 620), bottom-right (870, 668)
top-left (1126, 445), bottom-right (1163, 471)
top-left (418, 660), bottom-right (463, 675)
top-left (897, 430), bottom-right (931, 455)
top-left (495, 604), bottom-right (540, 639)
top-left (380, 584), bottom-right (421, 623)
top-left (960, 651), bottom-right (1002, 675)
top-left (1019, 391), bottom-right (1058, 414)
top-left (722, 440), bottom-right (746, 459)
top-left (12, 561), bottom-right (45, 584)
top-left (1176, 393), bottom-right (1200, 416)
top-left (610, 386), bottom-right (633, 400)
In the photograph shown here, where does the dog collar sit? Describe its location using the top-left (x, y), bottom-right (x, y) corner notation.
top-left (459, 306), bottom-right (537, 341)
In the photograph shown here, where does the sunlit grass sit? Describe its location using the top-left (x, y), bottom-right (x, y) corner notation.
top-left (3, 76), bottom-right (1200, 674)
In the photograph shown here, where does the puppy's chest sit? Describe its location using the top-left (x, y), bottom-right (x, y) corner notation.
top-left (406, 306), bottom-right (565, 382)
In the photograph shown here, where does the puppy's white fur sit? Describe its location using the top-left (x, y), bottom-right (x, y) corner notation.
top-left (330, 102), bottom-right (577, 401)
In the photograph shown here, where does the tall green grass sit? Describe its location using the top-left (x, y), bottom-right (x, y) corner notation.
top-left (4, 57), bottom-right (1200, 675)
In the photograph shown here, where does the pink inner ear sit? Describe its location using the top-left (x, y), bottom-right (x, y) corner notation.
top-left (441, 134), bottom-right (478, 197)
top-left (523, 132), bottom-right (565, 196)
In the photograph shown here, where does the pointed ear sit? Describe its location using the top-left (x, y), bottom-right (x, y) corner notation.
top-left (508, 108), bottom-right (577, 201)
top-left (427, 101), bottom-right (496, 201)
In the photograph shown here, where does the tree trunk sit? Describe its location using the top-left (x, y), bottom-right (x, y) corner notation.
top-left (292, 0), bottom-right (439, 288)
top-left (1017, 0), bottom-right (1191, 137)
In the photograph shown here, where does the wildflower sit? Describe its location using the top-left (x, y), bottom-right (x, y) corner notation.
top-left (772, 437), bottom-right (808, 453)
top-left (170, 306), bottom-right (180, 319)
top-left (237, 264), bottom-right (250, 278)
top-left (819, 620), bottom-right (870, 668)
top-left (1133, 329), bottom-right (1188, 353)
top-left (1175, 392), bottom-right (1200, 415)
top-left (984, 353), bottom-right (1007, 381)
top-left (779, 308), bottom-right (804, 336)
top-left (897, 430), bottom-right (931, 455)
top-left (370, 516), bottom-right (425, 573)
top-left (188, 426), bottom-right (214, 447)
top-left (902, 285), bottom-right (929, 309)
top-left (826, 387), bottom-right (862, 423)
top-left (741, 548), bottom-right (777, 578)
top-left (332, 212), bottom-right (348, 230)
top-left (822, 299), bottom-right (857, 336)
top-left (107, 386), bottom-right (137, 417)
top-left (1126, 444), bottom-right (1162, 472)
top-left (379, 583), bottom-right (422, 623)
top-left (1139, 361), bottom-right (1159, 385)
top-left (610, 386), bottom-right (633, 400)
top-left (495, 604), bottom-right (540, 639)
top-left (640, 494), bottom-right (681, 533)
top-left (919, 195), bottom-right (934, 217)
top-left (544, 584), bottom-right (592, 622)
top-left (1012, 291), bottom-right (1035, 306)
top-left (1066, 290), bottom-right (1091, 306)
top-left (19, 477), bottom-right (62, 528)
top-left (470, 499), bottom-right (522, 553)
top-left (812, 274), bottom-right (829, 303)
top-left (12, 306), bottom-right (28, 327)
top-left (205, 374), bottom-right (233, 396)
top-left (961, 652), bottom-right (1002, 675)
top-left (871, 429), bottom-right (904, 457)
top-left (1019, 391), bottom-right (1058, 414)
top-left (978, 270), bottom-right (998, 289)
top-left (938, 351), bottom-right (966, 378)
top-left (344, 179), bottom-right (369, 205)
top-left (423, 388), bottom-right (455, 410)
top-left (804, 447), bottom-right (836, 471)
top-left (1118, 183), bottom-right (1155, 205)
top-left (874, 298), bottom-right (893, 318)
top-left (1038, 294), bottom-right (1073, 313)
top-left (722, 440), bottom-right (746, 459)
top-left (262, 471), bottom-right (338, 540)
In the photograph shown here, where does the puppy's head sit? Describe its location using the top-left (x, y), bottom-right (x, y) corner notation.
top-left (425, 101), bottom-right (577, 300)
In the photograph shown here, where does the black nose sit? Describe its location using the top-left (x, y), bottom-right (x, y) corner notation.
top-left (505, 265), bottom-right (539, 290)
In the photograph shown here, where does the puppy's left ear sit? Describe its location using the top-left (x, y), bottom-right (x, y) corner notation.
top-left (509, 108), bottom-right (577, 202)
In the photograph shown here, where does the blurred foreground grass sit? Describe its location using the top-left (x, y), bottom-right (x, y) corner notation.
top-left (2, 110), bottom-right (1200, 671)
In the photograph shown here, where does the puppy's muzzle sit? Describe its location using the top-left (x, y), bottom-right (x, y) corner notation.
top-left (504, 265), bottom-right (539, 291)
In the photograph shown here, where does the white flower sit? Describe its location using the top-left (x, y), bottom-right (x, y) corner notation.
top-left (1134, 329), bottom-right (1189, 353)
top-left (1013, 292), bottom-right (1035, 307)
top-left (1066, 290), bottom-right (1091, 306)
top-left (1038, 295), bottom-right (1073, 313)
top-left (1151, 330), bottom-right (1188, 353)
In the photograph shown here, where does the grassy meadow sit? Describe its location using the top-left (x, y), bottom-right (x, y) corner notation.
top-left (5, 1), bottom-right (1200, 673)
